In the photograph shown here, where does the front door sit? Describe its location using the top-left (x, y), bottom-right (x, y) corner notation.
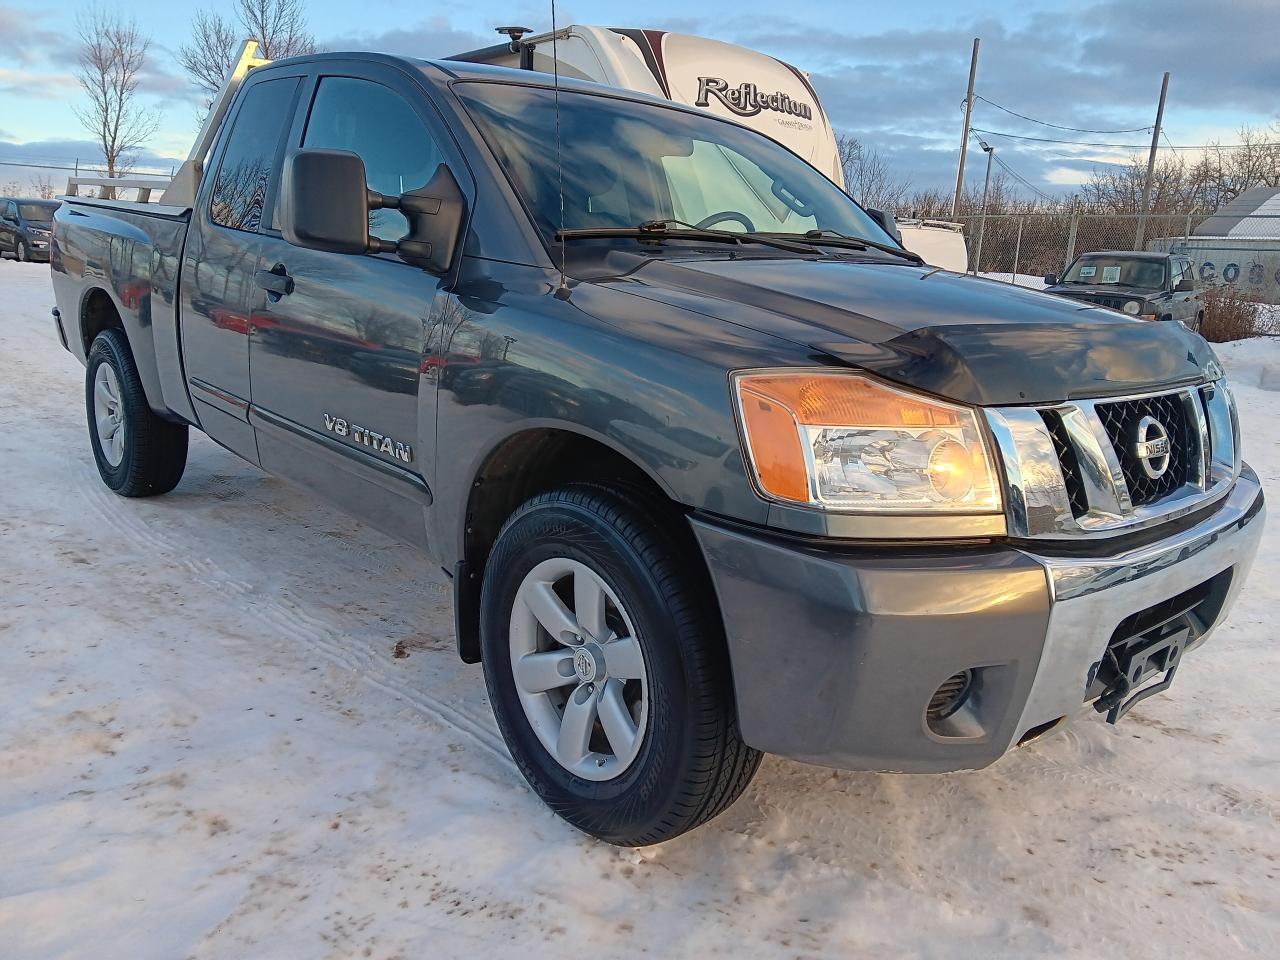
top-left (248, 68), bottom-right (454, 549)
top-left (180, 73), bottom-right (303, 463)
top-left (0, 201), bottom-right (16, 253)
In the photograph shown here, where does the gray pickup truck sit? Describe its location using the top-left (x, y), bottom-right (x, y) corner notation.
top-left (50, 53), bottom-right (1263, 846)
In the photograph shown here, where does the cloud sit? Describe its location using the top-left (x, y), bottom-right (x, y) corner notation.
top-left (0, 67), bottom-right (80, 100)
top-left (0, 4), bottom-right (77, 65)
top-left (323, 16), bottom-right (493, 61)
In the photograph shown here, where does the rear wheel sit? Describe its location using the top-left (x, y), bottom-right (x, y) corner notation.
top-left (86, 328), bottom-right (188, 496)
top-left (480, 484), bottom-right (760, 845)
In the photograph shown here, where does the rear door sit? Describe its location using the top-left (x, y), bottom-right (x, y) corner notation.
top-left (180, 70), bottom-right (304, 463)
top-left (248, 62), bottom-right (463, 549)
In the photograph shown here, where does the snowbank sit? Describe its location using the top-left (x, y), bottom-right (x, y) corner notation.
top-left (1, 262), bottom-right (1276, 958)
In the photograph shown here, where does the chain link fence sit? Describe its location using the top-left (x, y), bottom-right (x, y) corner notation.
top-left (952, 211), bottom-right (1280, 303)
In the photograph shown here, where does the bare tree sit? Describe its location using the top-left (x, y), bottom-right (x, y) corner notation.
top-left (836, 134), bottom-right (912, 212)
top-left (32, 174), bottom-right (58, 199)
top-left (1187, 124), bottom-right (1280, 209)
top-left (1080, 154), bottom-right (1194, 215)
top-left (74, 10), bottom-right (158, 199)
top-left (179, 0), bottom-right (317, 106)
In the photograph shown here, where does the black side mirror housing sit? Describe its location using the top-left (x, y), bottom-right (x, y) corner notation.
top-left (1176, 277), bottom-right (1194, 292)
top-left (396, 164), bottom-right (466, 275)
top-left (279, 149), bottom-right (466, 276)
top-left (1044, 273), bottom-right (1058, 286)
top-left (866, 207), bottom-right (903, 245)
top-left (280, 149), bottom-right (373, 255)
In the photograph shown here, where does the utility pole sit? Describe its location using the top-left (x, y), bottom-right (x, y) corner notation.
top-left (973, 141), bottom-right (995, 275)
top-left (951, 38), bottom-right (980, 220)
top-left (1135, 71), bottom-right (1170, 249)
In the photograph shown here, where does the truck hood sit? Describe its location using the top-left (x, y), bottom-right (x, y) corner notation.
top-left (602, 254), bottom-right (1214, 406)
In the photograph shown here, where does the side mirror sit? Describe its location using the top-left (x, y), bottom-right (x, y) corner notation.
top-left (866, 207), bottom-right (903, 245)
top-left (1176, 277), bottom-right (1194, 292)
top-left (280, 148), bottom-right (466, 276)
top-left (281, 149), bottom-right (374, 255)
top-left (1044, 273), bottom-right (1058, 286)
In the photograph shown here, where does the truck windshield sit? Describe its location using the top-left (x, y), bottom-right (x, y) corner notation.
top-left (457, 83), bottom-right (890, 249)
top-left (18, 203), bottom-right (56, 222)
top-left (1063, 255), bottom-right (1166, 289)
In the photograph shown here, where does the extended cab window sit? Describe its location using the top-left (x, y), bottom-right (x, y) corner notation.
top-left (302, 77), bottom-right (445, 242)
top-left (210, 77), bottom-right (300, 232)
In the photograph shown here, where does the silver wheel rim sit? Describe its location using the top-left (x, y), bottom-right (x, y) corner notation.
top-left (93, 363), bottom-right (126, 467)
top-left (509, 557), bottom-right (649, 781)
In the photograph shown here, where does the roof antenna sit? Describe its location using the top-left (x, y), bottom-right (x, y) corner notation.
top-left (550, 0), bottom-right (571, 300)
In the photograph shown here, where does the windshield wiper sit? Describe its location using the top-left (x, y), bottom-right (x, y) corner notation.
top-left (762, 229), bottom-right (926, 265)
top-left (556, 219), bottom-right (816, 254)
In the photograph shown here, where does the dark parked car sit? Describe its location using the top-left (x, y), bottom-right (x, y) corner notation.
top-left (1045, 251), bottom-right (1203, 330)
top-left (0, 197), bottom-right (58, 262)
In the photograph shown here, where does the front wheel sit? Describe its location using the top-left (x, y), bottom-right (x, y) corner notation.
top-left (15, 240), bottom-right (27, 262)
top-left (480, 484), bottom-right (760, 845)
top-left (86, 328), bottom-right (189, 496)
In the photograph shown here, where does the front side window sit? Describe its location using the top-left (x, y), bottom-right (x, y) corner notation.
top-left (210, 77), bottom-right (300, 232)
top-left (1063, 255), bottom-right (1167, 290)
top-left (303, 77), bottom-right (445, 242)
top-left (458, 83), bottom-right (890, 247)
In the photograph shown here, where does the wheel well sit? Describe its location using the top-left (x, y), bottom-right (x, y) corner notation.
top-left (81, 288), bottom-right (123, 354)
top-left (454, 429), bottom-right (688, 663)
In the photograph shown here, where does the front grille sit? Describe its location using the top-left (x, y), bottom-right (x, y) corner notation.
top-left (1095, 393), bottom-right (1193, 505)
top-left (1041, 410), bottom-right (1089, 517)
top-left (1078, 294), bottom-right (1129, 311)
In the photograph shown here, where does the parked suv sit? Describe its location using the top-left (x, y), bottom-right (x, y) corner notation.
top-left (1, 197), bottom-right (57, 262)
top-left (1045, 251), bottom-right (1203, 330)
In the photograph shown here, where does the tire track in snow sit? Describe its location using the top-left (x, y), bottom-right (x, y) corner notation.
top-left (73, 453), bottom-right (514, 767)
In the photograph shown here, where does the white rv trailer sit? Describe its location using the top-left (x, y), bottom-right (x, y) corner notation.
top-left (451, 26), bottom-right (844, 187)
top-left (451, 26), bottom-right (969, 271)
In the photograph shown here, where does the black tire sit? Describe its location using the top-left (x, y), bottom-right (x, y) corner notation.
top-left (86, 328), bottom-right (188, 496)
top-left (480, 483), bottom-right (761, 845)
top-left (16, 240), bottom-right (27, 262)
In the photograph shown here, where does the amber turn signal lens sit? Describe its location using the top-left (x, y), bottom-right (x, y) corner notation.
top-left (736, 373), bottom-right (961, 429)
top-left (738, 383), bottom-right (809, 502)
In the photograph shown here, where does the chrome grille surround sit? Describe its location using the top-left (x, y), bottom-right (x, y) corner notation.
top-left (986, 381), bottom-right (1239, 540)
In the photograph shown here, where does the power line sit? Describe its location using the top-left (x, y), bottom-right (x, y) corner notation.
top-left (973, 127), bottom-right (1280, 150)
top-left (973, 94), bottom-right (1152, 135)
top-left (0, 157), bottom-right (175, 175)
top-left (968, 130), bottom-right (1054, 201)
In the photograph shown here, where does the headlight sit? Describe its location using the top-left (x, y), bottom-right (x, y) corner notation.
top-left (733, 370), bottom-right (1002, 512)
top-left (1123, 300), bottom-right (1141, 315)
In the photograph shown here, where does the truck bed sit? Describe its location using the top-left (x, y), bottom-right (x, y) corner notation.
top-left (50, 197), bottom-right (197, 425)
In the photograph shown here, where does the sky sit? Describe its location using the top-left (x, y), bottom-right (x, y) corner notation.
top-left (1, 0), bottom-right (1277, 200)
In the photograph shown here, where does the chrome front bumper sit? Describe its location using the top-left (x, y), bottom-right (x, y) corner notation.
top-left (1011, 463), bottom-right (1265, 742)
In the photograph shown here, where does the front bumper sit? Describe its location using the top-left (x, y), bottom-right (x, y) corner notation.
top-left (24, 236), bottom-right (51, 260)
top-left (693, 465), bottom-right (1264, 773)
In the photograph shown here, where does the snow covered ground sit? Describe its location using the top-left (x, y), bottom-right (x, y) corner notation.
top-left (1, 259), bottom-right (1277, 959)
